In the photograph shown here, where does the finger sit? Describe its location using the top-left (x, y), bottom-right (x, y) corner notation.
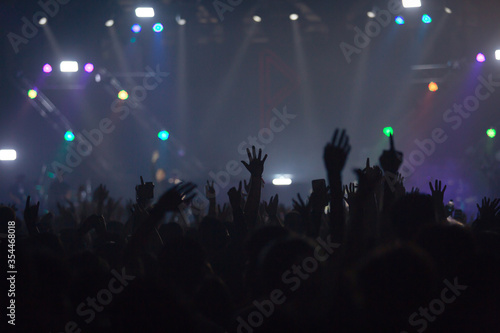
top-left (258, 148), bottom-right (262, 160)
top-left (262, 154), bottom-right (268, 164)
top-left (332, 129), bottom-right (338, 145)
top-left (241, 161), bottom-right (249, 169)
top-left (140, 176), bottom-right (144, 185)
top-left (298, 193), bottom-right (305, 206)
top-left (339, 129), bottom-right (346, 147)
top-left (366, 158), bottom-right (370, 169)
top-left (36, 201), bottom-right (40, 210)
top-left (389, 134), bottom-right (395, 151)
top-left (442, 185), bottom-right (447, 193)
top-left (343, 135), bottom-right (350, 150)
top-left (26, 196), bottom-right (31, 211)
top-left (252, 146), bottom-right (256, 159)
top-left (429, 182), bottom-right (434, 192)
top-left (238, 181), bottom-right (242, 193)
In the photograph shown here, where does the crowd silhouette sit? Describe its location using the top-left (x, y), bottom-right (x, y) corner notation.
top-left (1, 131), bottom-right (499, 332)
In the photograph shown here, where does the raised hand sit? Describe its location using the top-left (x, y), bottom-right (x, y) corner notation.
top-left (24, 196), bottom-right (40, 235)
top-left (227, 181), bottom-right (243, 209)
top-left (292, 193), bottom-right (310, 220)
top-left (343, 183), bottom-right (357, 206)
top-left (379, 134), bottom-right (403, 174)
top-left (156, 182), bottom-right (196, 212)
top-left (429, 179), bottom-right (447, 204)
top-left (410, 187), bottom-right (420, 194)
top-left (206, 180), bottom-right (217, 217)
top-left (476, 197), bottom-right (500, 221)
top-left (241, 146), bottom-right (268, 178)
top-left (93, 184), bottom-right (109, 205)
top-left (323, 129), bottom-right (351, 175)
top-left (363, 158), bottom-right (383, 186)
top-left (394, 173), bottom-right (405, 198)
top-left (264, 194), bottom-right (279, 219)
top-left (243, 179), bottom-right (250, 197)
top-left (205, 180), bottom-right (216, 199)
top-left (217, 203), bottom-right (230, 221)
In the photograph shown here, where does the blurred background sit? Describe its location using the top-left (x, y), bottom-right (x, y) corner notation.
top-left (0, 0), bottom-right (499, 218)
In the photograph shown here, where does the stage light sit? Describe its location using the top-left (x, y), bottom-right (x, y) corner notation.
top-left (495, 50), bottom-right (500, 60)
top-left (422, 14), bottom-right (432, 23)
top-left (60, 61), bottom-right (78, 72)
top-left (43, 64), bottom-right (52, 73)
top-left (84, 63), bottom-right (94, 73)
top-left (253, 15), bottom-right (262, 22)
top-left (64, 131), bottom-right (75, 142)
top-left (95, 74), bottom-right (101, 82)
top-left (176, 16), bottom-right (187, 25)
top-left (476, 53), bottom-right (486, 63)
top-left (383, 127), bottom-right (394, 137)
top-left (135, 7), bottom-right (154, 18)
top-left (428, 82), bottom-right (438, 92)
top-left (487, 128), bottom-right (496, 138)
top-left (444, 7), bottom-right (452, 14)
top-left (272, 177), bottom-right (292, 186)
top-left (131, 24), bottom-right (142, 33)
top-left (39, 17), bottom-right (47, 25)
top-left (118, 90), bottom-right (128, 100)
top-left (153, 23), bottom-right (163, 32)
top-left (105, 19), bottom-right (114, 27)
top-left (367, 11), bottom-right (376, 18)
top-left (158, 131), bottom-right (170, 141)
top-left (395, 16), bottom-right (405, 25)
top-left (403, 0), bottom-right (421, 8)
top-left (289, 13), bottom-right (299, 21)
top-left (28, 89), bottom-right (37, 99)
top-left (0, 149), bottom-right (16, 161)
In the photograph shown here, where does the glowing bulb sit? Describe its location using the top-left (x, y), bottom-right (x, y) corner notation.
top-left (28, 89), bottom-right (37, 99)
top-left (118, 90), bottom-right (129, 100)
top-left (383, 127), bottom-right (394, 137)
top-left (64, 131), bottom-right (75, 141)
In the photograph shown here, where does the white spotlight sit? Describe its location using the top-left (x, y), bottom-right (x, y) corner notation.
top-left (272, 177), bottom-right (292, 186)
top-left (0, 149), bottom-right (17, 161)
top-left (253, 15), bottom-right (262, 22)
top-left (444, 7), bottom-right (452, 14)
top-left (402, 0), bottom-right (421, 8)
top-left (176, 15), bottom-right (186, 25)
top-left (39, 17), bottom-right (47, 25)
top-left (289, 13), bottom-right (299, 21)
top-left (367, 11), bottom-right (376, 18)
top-left (135, 7), bottom-right (155, 18)
top-left (495, 50), bottom-right (500, 60)
top-left (105, 19), bottom-right (114, 27)
top-left (60, 61), bottom-right (78, 72)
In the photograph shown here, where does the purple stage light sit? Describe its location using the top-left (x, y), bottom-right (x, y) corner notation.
top-left (84, 63), bottom-right (94, 73)
top-left (476, 53), bottom-right (486, 63)
top-left (43, 64), bottom-right (52, 73)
